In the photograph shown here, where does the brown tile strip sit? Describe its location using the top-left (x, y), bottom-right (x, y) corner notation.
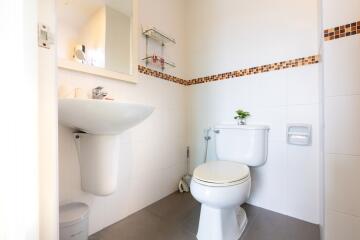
top-left (187, 55), bottom-right (320, 85)
top-left (324, 20), bottom-right (360, 41)
top-left (138, 55), bottom-right (320, 86)
top-left (138, 65), bottom-right (188, 85)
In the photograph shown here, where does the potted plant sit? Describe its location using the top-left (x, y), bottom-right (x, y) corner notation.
top-left (234, 109), bottom-right (250, 125)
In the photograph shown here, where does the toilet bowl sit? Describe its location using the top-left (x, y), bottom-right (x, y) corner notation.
top-left (190, 161), bottom-right (251, 240)
top-left (190, 124), bottom-right (269, 240)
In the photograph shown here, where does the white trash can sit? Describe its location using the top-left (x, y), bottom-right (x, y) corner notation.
top-left (60, 202), bottom-right (89, 240)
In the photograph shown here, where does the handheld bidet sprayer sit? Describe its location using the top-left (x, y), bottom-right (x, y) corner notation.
top-left (204, 127), bottom-right (212, 163)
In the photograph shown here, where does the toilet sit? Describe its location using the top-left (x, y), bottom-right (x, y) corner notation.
top-left (190, 124), bottom-right (269, 240)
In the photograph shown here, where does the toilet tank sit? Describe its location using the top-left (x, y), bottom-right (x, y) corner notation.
top-left (214, 124), bottom-right (270, 166)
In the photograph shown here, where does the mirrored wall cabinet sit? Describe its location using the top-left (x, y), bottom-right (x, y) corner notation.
top-left (56, 0), bottom-right (138, 83)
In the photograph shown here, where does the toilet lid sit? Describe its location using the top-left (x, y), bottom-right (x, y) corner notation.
top-left (193, 161), bottom-right (250, 185)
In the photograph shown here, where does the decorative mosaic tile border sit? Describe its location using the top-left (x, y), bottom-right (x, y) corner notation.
top-left (188, 55), bottom-right (320, 85)
top-left (324, 20), bottom-right (360, 41)
top-left (138, 21), bottom-right (360, 84)
top-left (138, 65), bottom-right (188, 85)
top-left (138, 55), bottom-right (320, 86)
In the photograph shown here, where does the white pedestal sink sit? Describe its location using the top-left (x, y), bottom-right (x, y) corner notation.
top-left (59, 98), bottom-right (154, 196)
top-left (59, 98), bottom-right (154, 135)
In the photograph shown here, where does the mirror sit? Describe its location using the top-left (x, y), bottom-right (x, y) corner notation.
top-left (57, 0), bottom-right (137, 82)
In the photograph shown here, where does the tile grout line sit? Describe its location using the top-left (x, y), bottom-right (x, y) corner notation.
top-left (326, 208), bottom-right (360, 219)
top-left (326, 152), bottom-right (360, 157)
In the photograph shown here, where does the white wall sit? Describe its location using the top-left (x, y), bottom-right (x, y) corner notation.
top-left (0, 1), bottom-right (39, 239)
top-left (186, 0), bottom-right (321, 224)
top-left (322, 0), bottom-right (360, 239)
top-left (38, 0), bottom-right (59, 239)
top-left (139, 0), bottom-right (186, 79)
top-left (58, 0), bottom-right (187, 235)
top-left (185, 0), bottom-right (319, 79)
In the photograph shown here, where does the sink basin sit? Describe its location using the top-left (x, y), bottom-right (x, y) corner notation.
top-left (59, 99), bottom-right (154, 134)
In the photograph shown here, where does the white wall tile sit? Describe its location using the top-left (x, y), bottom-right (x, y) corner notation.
top-left (287, 65), bottom-right (320, 105)
top-left (325, 95), bottom-right (360, 155)
top-left (324, 35), bottom-right (360, 97)
top-left (58, 125), bottom-right (81, 199)
top-left (323, 19), bottom-right (360, 240)
top-left (185, 0), bottom-right (319, 79)
top-left (211, 76), bottom-right (254, 112)
top-left (249, 107), bottom-right (287, 142)
top-left (323, 1), bottom-right (360, 237)
top-left (285, 144), bottom-right (319, 223)
top-left (323, 0), bottom-right (360, 29)
top-left (287, 104), bottom-right (320, 127)
top-left (250, 71), bottom-right (288, 108)
top-left (285, 104), bottom-right (320, 223)
top-left (325, 210), bottom-right (360, 240)
top-left (326, 154), bottom-right (360, 217)
top-left (161, 163), bottom-right (187, 196)
top-left (248, 140), bottom-right (287, 214)
top-left (126, 167), bottom-right (166, 212)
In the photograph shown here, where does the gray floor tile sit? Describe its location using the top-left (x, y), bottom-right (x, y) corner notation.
top-left (146, 192), bottom-right (199, 223)
top-left (181, 204), bottom-right (200, 235)
top-left (240, 209), bottom-right (290, 240)
top-left (242, 203), bottom-right (262, 223)
top-left (281, 216), bottom-right (320, 240)
top-left (94, 210), bottom-right (163, 240)
top-left (155, 223), bottom-right (197, 240)
top-left (90, 192), bottom-right (320, 240)
top-left (240, 207), bottom-right (320, 240)
top-left (240, 203), bottom-right (262, 238)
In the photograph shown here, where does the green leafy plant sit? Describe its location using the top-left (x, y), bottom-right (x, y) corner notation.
top-left (234, 109), bottom-right (250, 125)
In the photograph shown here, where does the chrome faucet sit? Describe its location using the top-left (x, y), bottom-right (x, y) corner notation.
top-left (92, 86), bottom-right (108, 99)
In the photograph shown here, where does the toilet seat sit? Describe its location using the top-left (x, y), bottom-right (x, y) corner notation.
top-left (193, 161), bottom-right (250, 187)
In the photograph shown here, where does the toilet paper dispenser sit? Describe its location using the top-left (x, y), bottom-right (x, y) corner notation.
top-left (287, 124), bottom-right (312, 146)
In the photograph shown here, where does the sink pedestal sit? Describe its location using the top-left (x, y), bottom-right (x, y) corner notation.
top-left (59, 98), bottom-right (154, 196)
top-left (74, 133), bottom-right (120, 196)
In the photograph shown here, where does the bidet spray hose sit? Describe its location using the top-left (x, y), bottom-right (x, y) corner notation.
top-left (204, 128), bottom-right (212, 163)
top-left (186, 146), bottom-right (190, 174)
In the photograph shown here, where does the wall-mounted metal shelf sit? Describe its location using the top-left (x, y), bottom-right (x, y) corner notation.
top-left (142, 26), bottom-right (176, 71)
top-left (142, 56), bottom-right (176, 69)
top-left (142, 27), bottom-right (176, 45)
